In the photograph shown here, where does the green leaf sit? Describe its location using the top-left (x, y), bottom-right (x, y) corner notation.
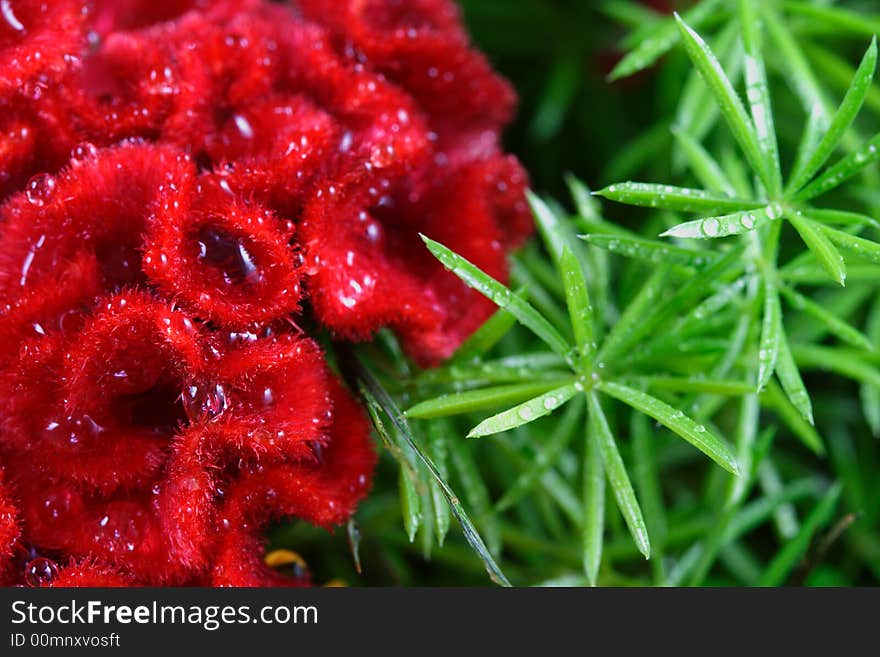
top-left (468, 383), bottom-right (580, 438)
top-left (399, 466), bottom-right (421, 542)
top-left (675, 13), bottom-right (770, 188)
top-left (787, 38), bottom-right (878, 193)
top-left (793, 344), bottom-right (880, 388)
top-left (425, 422), bottom-right (452, 546)
top-left (671, 127), bottom-right (737, 196)
top-left (660, 203), bottom-right (783, 239)
top-left (758, 277), bottom-right (782, 392)
top-left (863, 297), bottom-right (880, 436)
top-left (597, 380), bottom-right (740, 474)
top-left (791, 103), bottom-right (829, 187)
top-left (819, 225), bottom-right (880, 264)
top-left (560, 245), bottom-right (594, 370)
top-left (786, 211), bottom-right (847, 286)
top-left (779, 285), bottom-right (875, 352)
top-left (422, 235), bottom-right (571, 357)
top-left (775, 328), bottom-right (814, 425)
top-left (803, 208), bottom-right (880, 230)
top-left (582, 409), bottom-right (605, 585)
top-left (404, 379), bottom-right (574, 420)
top-left (595, 181), bottom-right (757, 213)
top-left (598, 265), bottom-right (670, 364)
top-left (346, 351), bottom-right (510, 585)
top-left (633, 376), bottom-right (756, 395)
top-left (587, 392), bottom-right (650, 559)
top-left (738, 0), bottom-right (782, 196)
top-left (582, 233), bottom-right (719, 266)
top-left (783, 2), bottom-right (880, 39)
top-left (758, 483), bottom-right (843, 586)
top-left (795, 132), bottom-right (880, 201)
top-left (495, 396), bottom-right (584, 513)
top-left (450, 301), bottom-right (520, 364)
top-left (608, 0), bottom-right (723, 81)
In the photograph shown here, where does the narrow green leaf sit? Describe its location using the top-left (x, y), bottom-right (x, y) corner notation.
top-left (422, 235), bottom-right (571, 357)
top-left (560, 245), bottom-right (594, 370)
top-left (739, 0), bottom-right (782, 196)
top-left (675, 13), bottom-right (770, 188)
top-left (783, 2), bottom-right (880, 40)
top-left (793, 344), bottom-right (880, 388)
top-left (787, 211), bottom-right (847, 286)
top-left (779, 285), bottom-right (875, 352)
top-left (608, 0), bottom-right (723, 80)
top-left (661, 203), bottom-right (783, 239)
top-left (760, 383), bottom-right (825, 455)
top-left (597, 381), bottom-right (740, 474)
top-left (795, 132), bottom-right (880, 201)
top-left (496, 396), bottom-right (584, 513)
top-left (787, 38), bottom-right (878, 193)
top-left (587, 392), bottom-right (650, 559)
top-left (758, 483), bottom-right (843, 586)
top-left (346, 352), bottom-right (509, 585)
top-left (758, 277), bottom-right (782, 391)
top-left (405, 379), bottom-right (574, 420)
top-left (468, 383), bottom-right (580, 438)
top-left (582, 233), bottom-right (719, 266)
top-left (598, 265), bottom-right (670, 364)
top-left (582, 411), bottom-right (606, 585)
top-left (803, 208), bottom-right (880, 230)
top-left (595, 181), bottom-right (758, 213)
top-left (671, 127), bottom-right (737, 196)
top-left (791, 102), bottom-right (828, 186)
top-left (819, 224), bottom-right (880, 264)
top-left (399, 466), bottom-right (421, 542)
top-left (425, 421), bottom-right (452, 546)
top-left (634, 376), bottom-right (756, 395)
top-left (863, 296), bottom-right (880, 437)
top-left (762, 7), bottom-right (827, 117)
top-left (450, 301), bottom-right (519, 365)
top-left (776, 328), bottom-right (814, 425)
top-left (566, 174), bottom-right (604, 224)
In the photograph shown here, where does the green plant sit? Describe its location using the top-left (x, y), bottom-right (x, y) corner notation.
top-left (271, 1), bottom-right (880, 587)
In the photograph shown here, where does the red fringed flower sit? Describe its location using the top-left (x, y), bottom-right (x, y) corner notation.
top-left (0, 0), bottom-right (529, 586)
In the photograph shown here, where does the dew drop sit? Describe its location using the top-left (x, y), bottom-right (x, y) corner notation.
top-left (518, 406), bottom-right (534, 421)
top-left (24, 557), bottom-right (59, 588)
top-left (182, 382), bottom-right (230, 421)
top-left (701, 217), bottom-right (720, 237)
top-left (70, 141), bottom-right (98, 166)
top-left (25, 173), bottom-right (56, 206)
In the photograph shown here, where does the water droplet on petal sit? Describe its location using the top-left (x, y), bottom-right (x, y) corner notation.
top-left (25, 173), bottom-right (56, 206)
top-left (70, 141), bottom-right (98, 166)
top-left (24, 557), bottom-right (59, 588)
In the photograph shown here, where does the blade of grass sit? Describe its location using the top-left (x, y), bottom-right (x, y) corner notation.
top-left (818, 224), bottom-right (880, 264)
top-left (597, 380), bottom-right (740, 474)
top-left (863, 296), bottom-right (880, 436)
top-left (560, 245), bottom-right (595, 370)
top-left (587, 391), bottom-right (650, 558)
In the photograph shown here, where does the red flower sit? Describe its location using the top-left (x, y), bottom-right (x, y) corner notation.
top-left (0, 0), bottom-right (529, 586)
